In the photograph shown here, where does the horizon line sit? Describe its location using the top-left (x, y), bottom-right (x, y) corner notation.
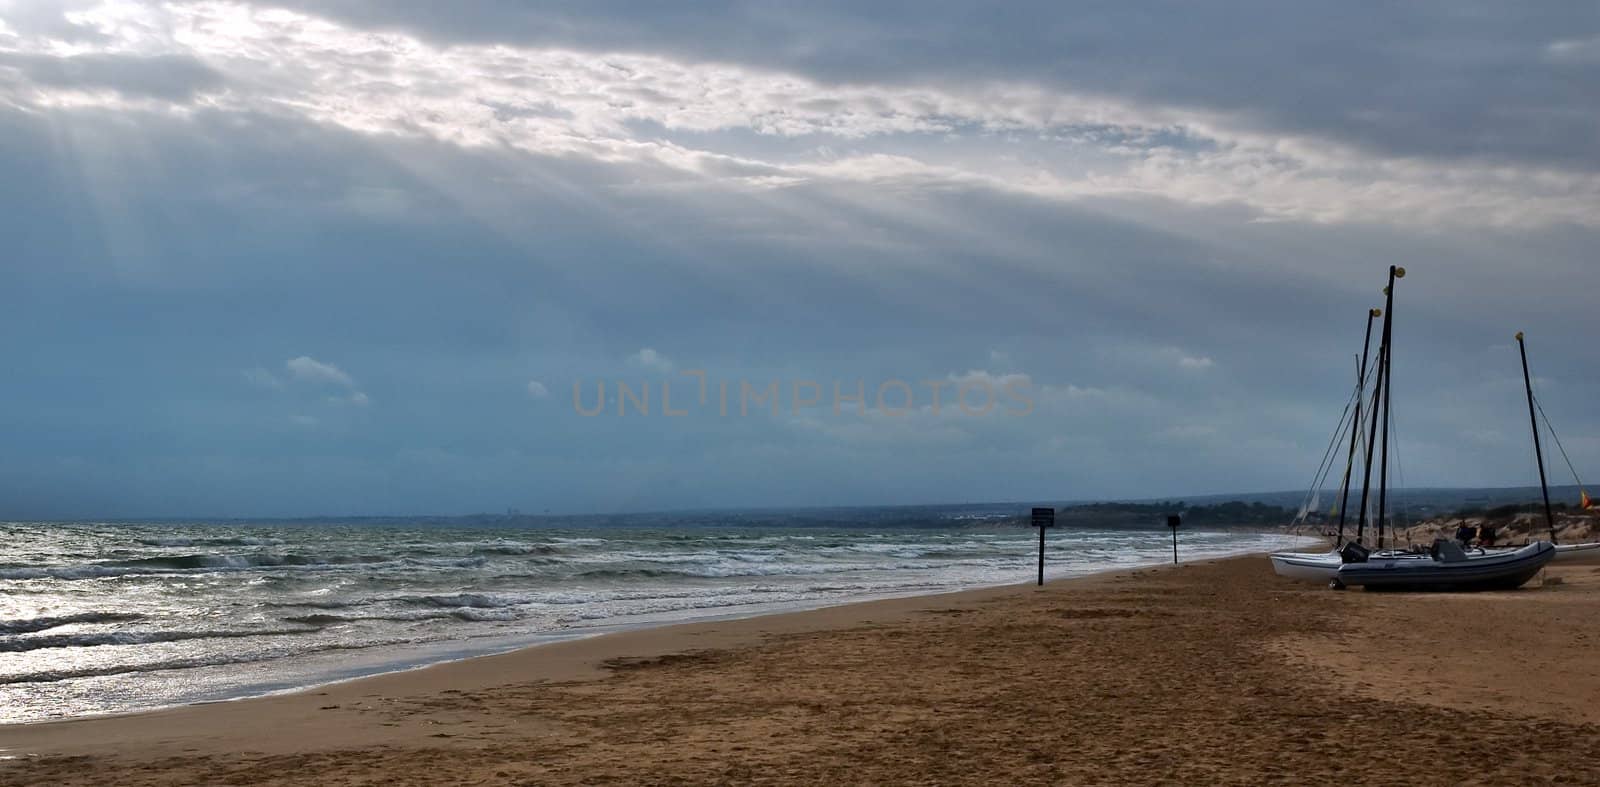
top-left (5, 483), bottom-right (1580, 524)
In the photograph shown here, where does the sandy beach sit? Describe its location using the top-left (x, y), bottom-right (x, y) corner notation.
top-left (3, 555), bottom-right (1599, 785)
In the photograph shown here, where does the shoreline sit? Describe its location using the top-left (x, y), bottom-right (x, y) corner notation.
top-left (1, 538), bottom-right (1311, 731)
top-left (0, 552), bottom-right (1216, 743)
top-left (11, 549), bottom-right (1592, 784)
top-left (0, 555), bottom-right (1159, 759)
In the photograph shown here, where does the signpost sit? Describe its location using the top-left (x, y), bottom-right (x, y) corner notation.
top-left (1167, 514), bottom-right (1182, 565)
top-left (1031, 507), bottom-right (1055, 586)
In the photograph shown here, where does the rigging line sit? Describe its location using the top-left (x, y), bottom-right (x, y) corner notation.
top-left (1357, 390), bottom-right (1380, 523)
top-left (1333, 386), bottom-right (1378, 527)
top-left (1308, 358), bottom-right (1384, 507)
top-left (1297, 380), bottom-right (1363, 515)
top-left (1300, 379), bottom-right (1365, 520)
top-left (1332, 357), bottom-right (1383, 512)
top-left (1347, 374), bottom-right (1380, 513)
top-left (1386, 394), bottom-right (1410, 542)
top-left (1348, 378), bottom-right (1379, 474)
top-left (1312, 412), bottom-right (1350, 492)
top-left (1533, 394), bottom-right (1586, 489)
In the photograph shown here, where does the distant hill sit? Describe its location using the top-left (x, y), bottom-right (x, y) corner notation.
top-left (1122, 485), bottom-right (1590, 523)
top-left (73, 486), bottom-right (1585, 532)
top-left (1045, 500), bottom-right (1295, 530)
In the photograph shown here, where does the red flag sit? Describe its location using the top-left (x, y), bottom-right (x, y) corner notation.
top-left (1583, 489), bottom-right (1594, 510)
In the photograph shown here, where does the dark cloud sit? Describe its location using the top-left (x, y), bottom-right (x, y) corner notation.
top-left (0, 52), bottom-right (224, 102)
top-left (0, 100), bottom-right (1596, 517)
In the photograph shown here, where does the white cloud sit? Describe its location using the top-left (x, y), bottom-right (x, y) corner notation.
top-left (285, 355), bottom-right (356, 388)
top-left (526, 380), bottom-right (549, 398)
top-left (1546, 36), bottom-right (1600, 64)
top-left (267, 355), bottom-right (370, 406)
top-left (628, 348), bottom-right (673, 372)
top-left (2, 1), bottom-right (1593, 229)
top-left (1178, 355), bottom-right (1215, 370)
top-left (947, 369), bottom-right (1031, 390)
top-left (769, 368), bottom-right (1030, 445)
top-left (288, 414), bottom-right (317, 427)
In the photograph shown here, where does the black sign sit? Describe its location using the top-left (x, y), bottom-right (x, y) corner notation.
top-left (1166, 514), bottom-right (1182, 529)
top-left (1032, 507), bottom-right (1055, 528)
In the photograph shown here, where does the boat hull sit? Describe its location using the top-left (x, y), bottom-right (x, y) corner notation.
top-left (1270, 548), bottom-right (1427, 582)
top-left (1336, 541), bottom-right (1556, 592)
top-left (1553, 541), bottom-right (1600, 563)
top-left (1269, 551), bottom-right (1341, 582)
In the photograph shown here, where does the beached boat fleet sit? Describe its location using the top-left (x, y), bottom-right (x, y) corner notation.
top-left (1269, 266), bottom-right (1593, 591)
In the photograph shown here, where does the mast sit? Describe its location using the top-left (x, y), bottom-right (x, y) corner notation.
top-left (1335, 308), bottom-right (1381, 544)
top-left (1375, 265), bottom-right (1402, 549)
top-left (1356, 275), bottom-right (1398, 547)
top-left (1354, 345), bottom-right (1384, 546)
top-left (1516, 331), bottom-right (1558, 543)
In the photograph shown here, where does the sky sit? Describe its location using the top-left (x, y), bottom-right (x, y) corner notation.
top-left (1, 1), bottom-right (1597, 518)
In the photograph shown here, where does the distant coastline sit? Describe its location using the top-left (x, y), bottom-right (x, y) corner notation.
top-left (13, 484), bottom-right (1581, 529)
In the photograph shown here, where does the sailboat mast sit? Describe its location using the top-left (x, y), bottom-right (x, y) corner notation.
top-left (1356, 274), bottom-right (1399, 546)
top-left (1516, 331), bottom-right (1557, 543)
top-left (1374, 265), bottom-right (1403, 548)
top-left (1335, 308), bottom-right (1380, 543)
top-left (1355, 346), bottom-right (1384, 546)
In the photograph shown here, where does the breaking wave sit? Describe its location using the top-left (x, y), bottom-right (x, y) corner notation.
top-left (137, 536), bottom-right (286, 547)
top-left (0, 612), bottom-right (146, 635)
top-left (0, 553), bottom-right (490, 580)
top-left (0, 641), bottom-right (391, 686)
top-left (282, 608), bottom-right (521, 625)
top-left (0, 627), bottom-right (318, 653)
top-left (0, 520), bottom-right (1297, 722)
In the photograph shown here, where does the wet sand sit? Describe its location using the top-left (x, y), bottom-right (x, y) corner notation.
top-left (3, 555), bottom-right (1599, 785)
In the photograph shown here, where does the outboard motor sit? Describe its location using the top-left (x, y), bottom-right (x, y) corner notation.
top-left (1340, 541), bottom-right (1371, 564)
top-left (1430, 538), bottom-right (1470, 563)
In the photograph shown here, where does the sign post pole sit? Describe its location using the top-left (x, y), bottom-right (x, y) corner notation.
top-left (1031, 507), bottom-right (1055, 586)
top-left (1038, 526), bottom-right (1046, 584)
top-left (1167, 514), bottom-right (1182, 565)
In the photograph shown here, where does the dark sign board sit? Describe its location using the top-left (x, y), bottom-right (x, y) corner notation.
top-left (1032, 507), bottom-right (1055, 528)
top-left (1166, 514), bottom-right (1182, 529)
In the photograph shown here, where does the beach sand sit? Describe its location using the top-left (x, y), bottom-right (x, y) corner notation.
top-left (4, 555), bottom-right (1599, 785)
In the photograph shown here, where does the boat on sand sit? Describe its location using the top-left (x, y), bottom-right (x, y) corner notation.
top-left (1273, 269), bottom-right (1566, 591)
top-left (1333, 540), bottom-right (1556, 591)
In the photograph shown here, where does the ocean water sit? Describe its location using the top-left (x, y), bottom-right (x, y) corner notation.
top-left (0, 515), bottom-right (1296, 724)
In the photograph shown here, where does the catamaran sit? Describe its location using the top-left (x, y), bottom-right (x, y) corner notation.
top-left (1273, 266), bottom-right (1563, 589)
top-left (1271, 291), bottom-right (1397, 582)
top-left (1514, 331), bottom-right (1600, 564)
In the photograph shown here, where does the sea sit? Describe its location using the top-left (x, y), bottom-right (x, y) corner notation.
top-left (0, 508), bottom-right (1300, 724)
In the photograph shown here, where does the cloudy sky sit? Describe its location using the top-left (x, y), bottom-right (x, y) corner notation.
top-left (2, 1), bottom-right (1597, 518)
